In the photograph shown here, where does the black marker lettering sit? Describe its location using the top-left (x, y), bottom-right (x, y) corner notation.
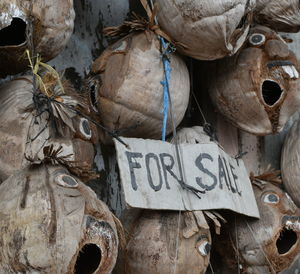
top-left (223, 157), bottom-right (236, 193)
top-left (230, 164), bottom-right (242, 196)
top-left (218, 155), bottom-right (230, 190)
top-left (159, 153), bottom-right (182, 188)
top-left (195, 153), bottom-right (217, 191)
top-left (125, 151), bottom-right (143, 191)
top-left (145, 153), bottom-right (163, 191)
top-left (159, 153), bottom-right (175, 189)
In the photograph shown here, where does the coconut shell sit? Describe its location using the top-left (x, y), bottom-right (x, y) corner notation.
top-left (254, 0), bottom-right (300, 33)
top-left (215, 181), bottom-right (300, 273)
top-left (155, 0), bottom-right (255, 60)
top-left (124, 210), bottom-right (211, 274)
top-left (0, 76), bottom-right (97, 182)
top-left (207, 25), bottom-right (300, 135)
top-left (169, 126), bottom-right (211, 144)
top-left (89, 31), bottom-right (190, 144)
top-left (0, 0), bottom-right (75, 77)
top-left (0, 164), bottom-right (119, 273)
top-left (281, 118), bottom-right (300, 208)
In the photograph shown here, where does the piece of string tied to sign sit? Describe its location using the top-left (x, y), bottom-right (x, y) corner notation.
top-left (145, 1), bottom-right (205, 273)
top-left (141, 0), bottom-right (205, 199)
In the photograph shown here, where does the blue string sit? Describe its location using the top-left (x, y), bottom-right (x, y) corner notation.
top-left (160, 37), bottom-right (172, 141)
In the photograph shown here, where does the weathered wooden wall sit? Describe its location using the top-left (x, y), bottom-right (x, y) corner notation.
top-left (48, 0), bottom-right (300, 273)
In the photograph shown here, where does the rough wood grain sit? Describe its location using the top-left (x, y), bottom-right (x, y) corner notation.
top-left (281, 118), bottom-right (300, 208)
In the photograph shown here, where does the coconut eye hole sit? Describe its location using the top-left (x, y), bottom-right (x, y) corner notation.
top-left (55, 174), bottom-right (78, 188)
top-left (263, 193), bottom-right (280, 204)
top-left (79, 118), bottom-right (92, 139)
top-left (249, 33), bottom-right (266, 46)
top-left (196, 239), bottom-right (211, 256)
top-left (89, 81), bottom-right (99, 112)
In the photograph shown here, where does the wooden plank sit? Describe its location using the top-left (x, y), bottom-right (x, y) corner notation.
top-left (114, 137), bottom-right (259, 218)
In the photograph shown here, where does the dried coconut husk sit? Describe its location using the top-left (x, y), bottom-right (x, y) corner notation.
top-left (206, 25), bottom-right (300, 135)
top-left (88, 30), bottom-right (190, 144)
top-left (0, 0), bottom-right (75, 77)
top-left (155, 0), bottom-right (255, 60)
top-left (0, 75), bottom-right (98, 183)
top-left (281, 118), bottom-right (300, 208)
top-left (169, 126), bottom-right (212, 144)
top-left (214, 181), bottom-right (300, 273)
top-left (124, 210), bottom-right (211, 274)
top-left (254, 0), bottom-right (300, 33)
top-left (0, 164), bottom-right (121, 274)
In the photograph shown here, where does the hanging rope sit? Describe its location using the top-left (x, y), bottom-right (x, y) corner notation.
top-left (146, 0), bottom-right (204, 198)
top-left (189, 58), bottom-right (218, 141)
top-left (160, 38), bottom-right (172, 141)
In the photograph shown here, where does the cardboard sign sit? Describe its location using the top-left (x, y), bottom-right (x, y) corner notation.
top-left (114, 138), bottom-right (260, 218)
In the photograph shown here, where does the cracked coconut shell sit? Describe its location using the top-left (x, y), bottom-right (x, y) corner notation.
top-left (254, 0), bottom-right (300, 33)
top-left (281, 118), bottom-right (300, 208)
top-left (0, 0), bottom-right (75, 77)
top-left (155, 0), bottom-right (256, 60)
top-left (215, 181), bottom-right (300, 273)
top-left (0, 76), bottom-right (97, 183)
top-left (125, 210), bottom-right (211, 274)
top-left (89, 31), bottom-right (190, 143)
top-left (0, 164), bottom-right (120, 274)
top-left (207, 25), bottom-right (300, 135)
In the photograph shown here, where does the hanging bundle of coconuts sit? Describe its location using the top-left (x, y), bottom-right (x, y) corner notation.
top-left (0, 72), bottom-right (98, 183)
top-left (205, 25), bottom-right (300, 135)
top-left (0, 0), bottom-right (75, 77)
top-left (154, 0), bottom-right (256, 60)
top-left (254, 0), bottom-right (300, 32)
top-left (87, 3), bottom-right (190, 144)
top-left (0, 164), bottom-right (121, 274)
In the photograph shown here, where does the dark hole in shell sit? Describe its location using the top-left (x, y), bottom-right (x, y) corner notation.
top-left (62, 175), bottom-right (77, 186)
top-left (268, 194), bottom-right (278, 203)
top-left (236, 14), bottom-right (247, 29)
top-left (74, 244), bottom-right (102, 274)
top-left (205, 243), bottom-right (211, 255)
top-left (262, 80), bottom-right (283, 106)
top-left (276, 229), bottom-right (298, 254)
top-left (89, 84), bottom-right (98, 112)
top-left (82, 119), bottom-right (91, 135)
top-left (0, 18), bottom-right (27, 46)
